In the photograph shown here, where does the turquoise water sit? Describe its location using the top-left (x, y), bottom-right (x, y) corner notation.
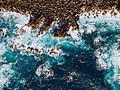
top-left (0, 10), bottom-right (120, 90)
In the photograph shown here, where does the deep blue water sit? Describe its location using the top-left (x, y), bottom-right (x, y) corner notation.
top-left (0, 11), bottom-right (120, 90)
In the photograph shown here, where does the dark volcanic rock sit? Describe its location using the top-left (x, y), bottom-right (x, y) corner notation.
top-left (0, 0), bottom-right (119, 36)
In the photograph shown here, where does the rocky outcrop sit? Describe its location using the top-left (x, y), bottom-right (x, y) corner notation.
top-left (0, 0), bottom-right (119, 37)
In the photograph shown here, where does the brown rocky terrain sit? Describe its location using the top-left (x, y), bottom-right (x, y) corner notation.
top-left (0, 0), bottom-right (120, 37)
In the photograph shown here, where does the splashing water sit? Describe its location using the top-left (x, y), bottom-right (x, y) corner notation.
top-left (0, 9), bottom-right (120, 89)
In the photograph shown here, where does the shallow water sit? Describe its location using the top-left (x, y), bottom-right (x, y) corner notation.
top-left (0, 10), bottom-right (120, 90)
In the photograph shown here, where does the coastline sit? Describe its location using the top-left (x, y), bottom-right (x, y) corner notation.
top-left (0, 0), bottom-right (120, 37)
top-left (1, 3), bottom-right (120, 90)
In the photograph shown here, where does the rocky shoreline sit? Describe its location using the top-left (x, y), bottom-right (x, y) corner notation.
top-left (0, 0), bottom-right (120, 37)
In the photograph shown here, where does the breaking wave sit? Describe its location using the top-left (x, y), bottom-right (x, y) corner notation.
top-left (0, 8), bottom-right (120, 89)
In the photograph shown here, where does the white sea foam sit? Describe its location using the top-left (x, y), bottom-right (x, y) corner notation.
top-left (78, 8), bottom-right (120, 24)
top-left (95, 39), bottom-right (120, 89)
top-left (78, 24), bottom-right (96, 35)
top-left (0, 11), bottom-right (30, 29)
top-left (0, 63), bottom-right (14, 90)
top-left (77, 8), bottom-right (120, 37)
top-left (77, 9), bottom-right (120, 89)
top-left (1, 9), bottom-right (120, 88)
top-left (36, 61), bottom-right (54, 78)
top-left (0, 11), bottom-right (31, 89)
top-left (67, 26), bottom-right (81, 40)
top-left (0, 42), bottom-right (7, 56)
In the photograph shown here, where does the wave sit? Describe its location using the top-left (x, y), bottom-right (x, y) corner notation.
top-left (0, 8), bottom-right (120, 89)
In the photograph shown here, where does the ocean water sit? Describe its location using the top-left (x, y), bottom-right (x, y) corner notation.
top-left (0, 9), bottom-right (120, 90)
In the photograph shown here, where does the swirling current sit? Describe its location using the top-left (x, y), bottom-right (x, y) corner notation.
top-left (0, 10), bottom-right (120, 90)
